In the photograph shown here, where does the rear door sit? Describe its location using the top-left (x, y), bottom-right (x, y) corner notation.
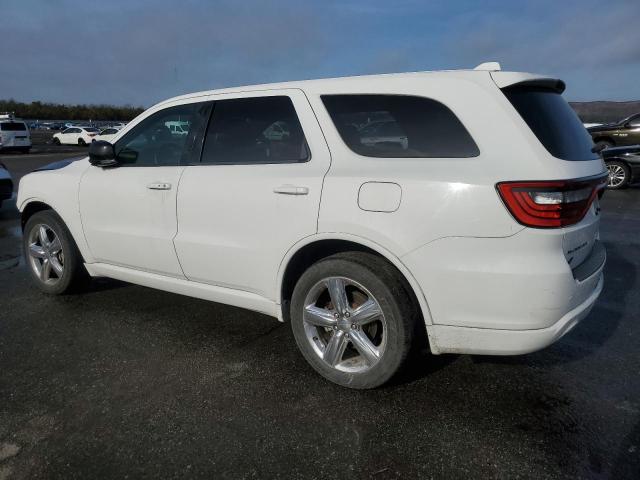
top-left (174, 89), bottom-right (331, 300)
top-left (79, 100), bottom-right (211, 277)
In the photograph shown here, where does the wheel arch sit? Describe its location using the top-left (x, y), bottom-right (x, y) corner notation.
top-left (593, 135), bottom-right (614, 146)
top-left (20, 199), bottom-right (55, 231)
top-left (277, 233), bottom-right (434, 327)
top-left (20, 198), bottom-right (92, 263)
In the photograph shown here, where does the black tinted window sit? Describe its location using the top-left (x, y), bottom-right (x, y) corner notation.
top-left (502, 86), bottom-right (597, 161)
top-left (1, 122), bottom-right (27, 131)
top-left (322, 95), bottom-right (479, 158)
top-left (116, 102), bottom-right (211, 166)
top-left (201, 96), bottom-right (309, 165)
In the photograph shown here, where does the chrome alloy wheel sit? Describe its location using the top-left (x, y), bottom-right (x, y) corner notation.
top-left (27, 223), bottom-right (64, 285)
top-left (302, 276), bottom-right (387, 373)
top-left (607, 163), bottom-right (626, 188)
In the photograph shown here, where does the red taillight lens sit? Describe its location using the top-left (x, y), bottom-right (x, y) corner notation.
top-left (88, 133), bottom-right (96, 137)
top-left (496, 174), bottom-right (607, 228)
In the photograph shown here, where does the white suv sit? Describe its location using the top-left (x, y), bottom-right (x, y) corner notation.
top-left (17, 64), bottom-right (607, 388)
top-left (0, 115), bottom-right (31, 153)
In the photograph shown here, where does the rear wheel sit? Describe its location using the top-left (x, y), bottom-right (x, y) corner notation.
top-left (78, 138), bottom-right (86, 146)
top-left (290, 252), bottom-right (419, 389)
top-left (606, 160), bottom-right (630, 189)
top-left (23, 210), bottom-right (89, 294)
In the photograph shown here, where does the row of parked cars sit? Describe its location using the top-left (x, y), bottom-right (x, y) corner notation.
top-left (52, 126), bottom-right (121, 146)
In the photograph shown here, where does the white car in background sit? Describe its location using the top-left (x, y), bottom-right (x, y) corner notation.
top-left (52, 127), bottom-right (100, 146)
top-left (93, 127), bottom-right (121, 143)
top-left (17, 63), bottom-right (607, 389)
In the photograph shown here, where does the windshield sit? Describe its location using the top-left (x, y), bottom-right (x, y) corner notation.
top-left (502, 86), bottom-right (598, 161)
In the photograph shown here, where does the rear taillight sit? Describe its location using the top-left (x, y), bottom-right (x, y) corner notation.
top-left (496, 174), bottom-right (607, 228)
top-left (88, 133), bottom-right (96, 137)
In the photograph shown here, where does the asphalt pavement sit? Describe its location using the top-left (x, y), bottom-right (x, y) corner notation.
top-left (0, 151), bottom-right (639, 479)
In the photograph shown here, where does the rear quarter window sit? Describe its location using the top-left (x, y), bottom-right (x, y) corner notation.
top-left (321, 94), bottom-right (479, 158)
top-left (502, 86), bottom-right (598, 161)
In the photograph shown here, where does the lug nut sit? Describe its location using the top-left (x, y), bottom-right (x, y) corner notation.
top-left (351, 324), bottom-right (356, 329)
top-left (334, 312), bottom-right (340, 318)
top-left (333, 326), bottom-right (338, 330)
top-left (344, 312), bottom-right (350, 318)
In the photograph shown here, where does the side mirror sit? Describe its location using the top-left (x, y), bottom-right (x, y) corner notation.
top-left (89, 141), bottom-right (118, 168)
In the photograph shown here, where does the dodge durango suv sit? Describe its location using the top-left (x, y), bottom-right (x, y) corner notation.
top-left (17, 63), bottom-right (607, 388)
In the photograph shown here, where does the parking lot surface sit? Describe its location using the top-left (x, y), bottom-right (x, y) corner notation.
top-left (0, 152), bottom-right (639, 479)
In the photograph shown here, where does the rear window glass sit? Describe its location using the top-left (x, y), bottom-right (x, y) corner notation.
top-left (1, 122), bottom-right (27, 131)
top-left (321, 95), bottom-right (479, 158)
top-left (502, 86), bottom-right (597, 161)
top-left (84, 128), bottom-right (100, 133)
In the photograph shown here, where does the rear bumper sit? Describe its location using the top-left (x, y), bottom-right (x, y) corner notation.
top-left (427, 273), bottom-right (603, 355)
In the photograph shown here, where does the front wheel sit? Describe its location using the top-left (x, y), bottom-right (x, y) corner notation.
top-left (290, 252), bottom-right (419, 389)
top-left (52, 137), bottom-right (61, 145)
top-left (23, 210), bottom-right (89, 294)
top-left (606, 160), bottom-right (630, 189)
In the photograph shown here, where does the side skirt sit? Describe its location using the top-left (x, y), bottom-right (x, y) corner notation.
top-left (85, 263), bottom-right (280, 319)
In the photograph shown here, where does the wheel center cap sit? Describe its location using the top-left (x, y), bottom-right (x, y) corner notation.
top-left (337, 319), bottom-right (351, 332)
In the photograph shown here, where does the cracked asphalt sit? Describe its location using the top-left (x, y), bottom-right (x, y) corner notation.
top-left (0, 152), bottom-right (639, 479)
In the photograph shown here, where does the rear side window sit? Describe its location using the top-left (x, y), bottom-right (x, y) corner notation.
top-left (1, 122), bottom-right (27, 131)
top-left (201, 96), bottom-right (309, 165)
top-left (502, 86), bottom-right (597, 161)
top-left (321, 95), bottom-right (479, 158)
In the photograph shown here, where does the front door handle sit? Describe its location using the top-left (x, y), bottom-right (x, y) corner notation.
top-left (273, 185), bottom-right (309, 195)
top-left (147, 182), bottom-right (172, 190)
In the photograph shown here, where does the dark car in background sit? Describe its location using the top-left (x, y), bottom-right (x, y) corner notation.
top-left (588, 113), bottom-right (640, 148)
top-left (602, 145), bottom-right (640, 189)
top-left (0, 161), bottom-right (13, 207)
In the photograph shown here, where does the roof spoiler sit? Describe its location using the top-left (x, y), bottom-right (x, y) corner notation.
top-left (490, 71), bottom-right (566, 93)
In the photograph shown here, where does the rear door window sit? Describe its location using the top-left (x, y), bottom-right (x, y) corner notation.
top-left (0, 122), bottom-right (27, 131)
top-left (201, 96), bottom-right (309, 165)
top-left (321, 94), bottom-right (479, 158)
top-left (502, 86), bottom-right (598, 161)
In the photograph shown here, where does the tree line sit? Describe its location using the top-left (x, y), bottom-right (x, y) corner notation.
top-left (0, 99), bottom-right (145, 121)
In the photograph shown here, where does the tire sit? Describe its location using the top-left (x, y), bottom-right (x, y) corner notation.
top-left (23, 210), bottom-right (89, 295)
top-left (78, 138), bottom-right (86, 146)
top-left (606, 160), bottom-right (630, 189)
top-left (290, 252), bottom-right (419, 389)
top-left (52, 137), bottom-right (61, 145)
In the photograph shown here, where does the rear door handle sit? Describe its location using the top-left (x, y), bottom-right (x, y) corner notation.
top-left (147, 182), bottom-right (172, 190)
top-left (273, 185), bottom-right (309, 195)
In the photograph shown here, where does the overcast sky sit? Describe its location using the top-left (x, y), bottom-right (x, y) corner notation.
top-left (1, 0), bottom-right (638, 107)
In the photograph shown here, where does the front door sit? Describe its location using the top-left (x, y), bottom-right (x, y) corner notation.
top-left (174, 90), bottom-right (331, 300)
top-left (79, 100), bottom-right (211, 277)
